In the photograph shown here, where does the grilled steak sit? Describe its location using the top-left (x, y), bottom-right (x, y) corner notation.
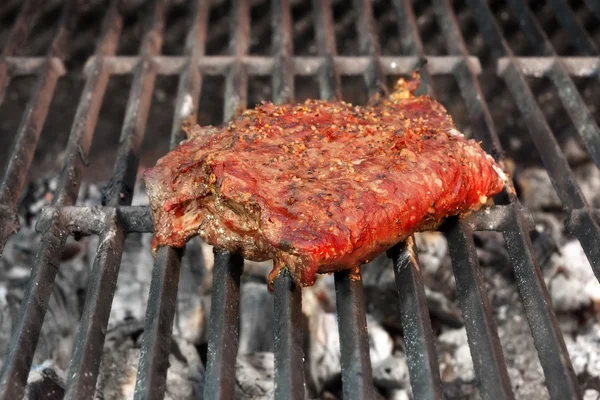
top-left (144, 74), bottom-right (506, 286)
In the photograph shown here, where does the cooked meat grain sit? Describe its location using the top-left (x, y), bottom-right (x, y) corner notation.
top-left (144, 74), bottom-right (506, 286)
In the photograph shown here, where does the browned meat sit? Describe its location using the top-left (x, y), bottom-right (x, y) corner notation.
top-left (144, 74), bottom-right (506, 286)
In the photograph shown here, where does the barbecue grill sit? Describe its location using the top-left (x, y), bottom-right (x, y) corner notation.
top-left (0, 0), bottom-right (598, 398)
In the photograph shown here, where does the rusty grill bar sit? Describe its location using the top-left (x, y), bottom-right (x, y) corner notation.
top-left (0, 0), bottom-right (598, 399)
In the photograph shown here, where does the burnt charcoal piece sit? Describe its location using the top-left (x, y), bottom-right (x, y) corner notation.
top-left (144, 74), bottom-right (506, 286)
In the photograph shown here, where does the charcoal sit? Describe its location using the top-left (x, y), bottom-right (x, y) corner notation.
top-left (576, 163), bottom-right (600, 208)
top-left (531, 211), bottom-right (564, 248)
top-left (437, 328), bottom-right (475, 383)
top-left (546, 240), bottom-right (600, 313)
top-left (0, 222), bottom-right (89, 371)
top-left (482, 267), bottom-right (550, 400)
top-left (424, 287), bottom-right (463, 328)
top-left (515, 167), bottom-right (562, 211)
top-left (529, 230), bottom-right (559, 272)
top-left (563, 136), bottom-right (590, 166)
top-left (104, 233), bottom-right (154, 326)
top-left (24, 360), bottom-right (66, 400)
top-left (239, 282), bottom-right (274, 354)
top-left (306, 310), bottom-right (394, 395)
top-left (174, 293), bottom-right (211, 346)
top-left (517, 162), bottom-right (600, 212)
top-left (362, 251), bottom-right (463, 329)
top-left (372, 353), bottom-right (409, 390)
top-left (367, 315), bottom-right (394, 365)
top-left (302, 274), bottom-right (336, 316)
top-left (307, 312), bottom-right (341, 393)
top-left (473, 231), bottom-right (512, 275)
top-left (442, 379), bottom-right (478, 400)
top-left (235, 353), bottom-right (274, 399)
top-left (95, 327), bottom-right (204, 400)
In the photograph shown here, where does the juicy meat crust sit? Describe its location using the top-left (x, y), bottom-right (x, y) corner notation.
top-left (144, 75), bottom-right (506, 286)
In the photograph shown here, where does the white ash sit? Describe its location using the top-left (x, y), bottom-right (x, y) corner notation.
top-left (545, 240), bottom-right (600, 313)
top-left (368, 315), bottom-right (394, 365)
top-left (101, 233), bottom-right (154, 325)
top-left (235, 353), bottom-right (274, 399)
top-left (414, 232), bottom-right (456, 296)
top-left (305, 310), bottom-right (397, 395)
top-left (516, 167), bottom-right (562, 211)
top-left (372, 352), bottom-right (409, 390)
top-left (94, 327), bottom-right (204, 400)
top-left (563, 135), bottom-right (591, 166)
top-left (0, 220), bottom-right (90, 371)
top-left (306, 312), bottom-right (340, 393)
top-left (585, 389), bottom-right (600, 400)
top-left (387, 388), bottom-right (410, 400)
top-left (438, 328), bottom-right (475, 383)
top-left (9, 173), bottom-right (600, 399)
top-left (566, 323), bottom-right (600, 380)
top-left (238, 282), bottom-right (274, 354)
top-left (517, 163), bottom-right (600, 211)
top-left (483, 267), bottom-right (550, 400)
top-left (24, 360), bottom-right (66, 400)
top-left (361, 251), bottom-right (462, 329)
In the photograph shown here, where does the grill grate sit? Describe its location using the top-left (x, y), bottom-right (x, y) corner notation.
top-left (0, 0), bottom-right (598, 399)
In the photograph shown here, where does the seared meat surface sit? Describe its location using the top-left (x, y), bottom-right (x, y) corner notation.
top-left (144, 75), bottom-right (506, 286)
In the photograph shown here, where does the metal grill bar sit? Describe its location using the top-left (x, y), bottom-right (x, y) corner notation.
top-left (135, 1), bottom-right (209, 397)
top-left (0, 0), bottom-right (44, 104)
top-left (32, 204), bottom-right (529, 238)
top-left (134, 246), bottom-right (183, 400)
top-left (312, 1), bottom-right (375, 397)
top-left (447, 222), bottom-right (514, 399)
top-left (548, 0), bottom-right (598, 55)
top-left (204, 249), bottom-right (244, 399)
top-left (391, 0), bottom-right (435, 94)
top-left (352, 0), bottom-right (385, 97)
top-left (467, 0), bottom-right (600, 288)
top-left (53, 3), bottom-right (123, 208)
top-left (434, 0), bottom-right (580, 398)
top-left (270, 1), bottom-right (305, 398)
top-left (271, 0), bottom-right (294, 104)
top-left (0, 3), bottom-right (79, 398)
top-left (104, 2), bottom-right (166, 208)
top-left (432, 1), bottom-right (581, 398)
top-left (0, 2), bottom-right (122, 395)
top-left (170, 0), bottom-right (209, 146)
top-left (312, 0), bottom-right (341, 100)
top-left (273, 269), bottom-right (305, 399)
top-left (334, 269), bottom-right (374, 400)
top-left (584, 0), bottom-right (600, 20)
top-left (66, 1), bottom-right (167, 397)
top-left (388, 239), bottom-right (444, 400)
top-left (496, 57), bottom-right (600, 77)
top-left (64, 209), bottom-right (126, 400)
top-left (0, 0), bottom-right (73, 255)
top-left (224, 0), bottom-right (250, 122)
top-left (0, 213), bottom-right (67, 400)
top-left (204, 1), bottom-right (250, 398)
top-left (86, 54), bottom-right (482, 76)
top-left (395, 1), bottom-right (515, 398)
top-left (506, 0), bottom-right (600, 170)
top-left (354, 5), bottom-right (446, 392)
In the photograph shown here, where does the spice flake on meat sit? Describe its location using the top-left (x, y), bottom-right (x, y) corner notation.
top-left (144, 73), bottom-right (507, 287)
